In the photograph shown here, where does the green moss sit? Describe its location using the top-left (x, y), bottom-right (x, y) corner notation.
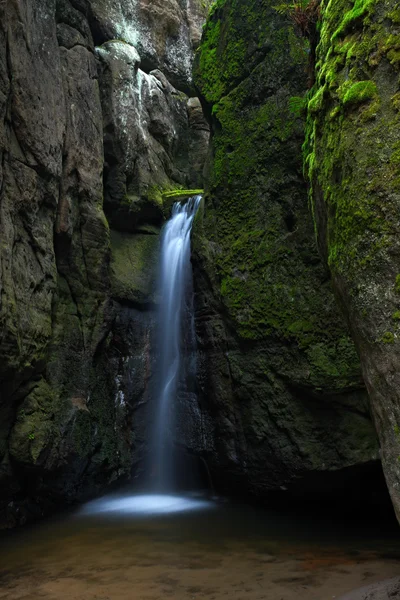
top-left (388, 5), bottom-right (400, 23)
top-left (110, 230), bottom-right (159, 305)
top-left (331, 0), bottom-right (375, 41)
top-left (390, 142), bottom-right (400, 165)
top-left (395, 274), bottom-right (400, 292)
top-left (382, 331), bottom-right (395, 344)
top-left (9, 379), bottom-right (66, 465)
top-left (194, 0), bottom-right (362, 392)
top-left (163, 189), bottom-right (204, 199)
top-left (341, 80), bottom-right (378, 106)
top-left (147, 185), bottom-right (166, 207)
top-left (304, 0), bottom-right (400, 276)
top-left (194, 0), bottom-right (306, 105)
top-left (308, 86), bottom-right (326, 114)
top-left (289, 96), bottom-right (308, 117)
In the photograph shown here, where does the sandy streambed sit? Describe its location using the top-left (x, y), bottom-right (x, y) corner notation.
top-left (0, 493), bottom-right (399, 600)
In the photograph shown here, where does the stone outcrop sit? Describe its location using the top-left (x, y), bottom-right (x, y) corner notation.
top-left (0, 0), bottom-right (209, 528)
top-left (97, 40), bottom-right (208, 232)
top-left (305, 0), bottom-right (400, 521)
top-left (90, 0), bottom-right (213, 93)
top-left (192, 0), bottom-right (381, 504)
top-left (338, 577), bottom-right (400, 600)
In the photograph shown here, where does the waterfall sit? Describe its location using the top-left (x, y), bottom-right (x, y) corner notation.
top-left (151, 195), bottom-right (201, 491)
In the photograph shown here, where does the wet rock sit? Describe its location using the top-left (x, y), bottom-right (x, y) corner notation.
top-left (0, 0), bottom-right (209, 527)
top-left (89, 0), bottom-right (211, 93)
top-left (97, 40), bottom-right (208, 232)
top-left (192, 0), bottom-right (381, 506)
top-left (305, 0), bottom-right (400, 521)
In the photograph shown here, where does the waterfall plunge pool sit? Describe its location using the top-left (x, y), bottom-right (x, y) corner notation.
top-left (1, 491), bottom-right (400, 600)
top-left (79, 491), bottom-right (215, 516)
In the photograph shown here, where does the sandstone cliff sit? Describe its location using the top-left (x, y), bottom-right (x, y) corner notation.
top-left (2, 0), bottom-right (398, 528)
top-left (0, 0), bottom-right (209, 528)
top-left (305, 0), bottom-right (400, 520)
top-left (192, 0), bottom-right (382, 504)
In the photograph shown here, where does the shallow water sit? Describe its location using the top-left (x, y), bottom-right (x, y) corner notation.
top-left (0, 490), bottom-right (399, 600)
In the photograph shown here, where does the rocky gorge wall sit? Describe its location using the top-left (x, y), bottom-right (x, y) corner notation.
top-left (305, 0), bottom-right (400, 520)
top-left (0, 0), bottom-right (210, 528)
top-left (2, 0), bottom-right (399, 530)
top-left (192, 0), bottom-right (385, 506)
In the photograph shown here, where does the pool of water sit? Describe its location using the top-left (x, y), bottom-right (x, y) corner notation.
top-left (0, 489), bottom-right (399, 600)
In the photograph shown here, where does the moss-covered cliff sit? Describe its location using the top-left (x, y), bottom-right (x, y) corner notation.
top-left (192, 0), bottom-right (381, 502)
top-left (306, 0), bottom-right (400, 519)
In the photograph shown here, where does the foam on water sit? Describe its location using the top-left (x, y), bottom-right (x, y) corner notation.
top-left (79, 493), bottom-right (213, 516)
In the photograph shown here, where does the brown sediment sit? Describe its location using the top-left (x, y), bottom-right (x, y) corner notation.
top-left (0, 523), bottom-right (399, 600)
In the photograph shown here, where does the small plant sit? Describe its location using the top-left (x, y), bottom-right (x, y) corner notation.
top-left (28, 433), bottom-right (35, 440)
top-left (274, 0), bottom-right (321, 86)
top-left (289, 95), bottom-right (308, 117)
top-left (274, 0), bottom-right (321, 39)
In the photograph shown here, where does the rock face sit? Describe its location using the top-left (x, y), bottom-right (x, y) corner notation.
top-left (3, 0), bottom-right (398, 528)
top-left (305, 0), bottom-right (400, 520)
top-left (97, 40), bottom-right (208, 232)
top-left (90, 0), bottom-right (213, 93)
top-left (0, 0), bottom-right (209, 528)
top-left (192, 0), bottom-right (381, 503)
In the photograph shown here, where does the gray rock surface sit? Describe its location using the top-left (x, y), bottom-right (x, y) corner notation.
top-left (0, 0), bottom-right (209, 528)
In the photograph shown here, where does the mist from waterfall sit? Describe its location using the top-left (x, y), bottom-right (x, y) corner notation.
top-left (150, 195), bottom-right (201, 491)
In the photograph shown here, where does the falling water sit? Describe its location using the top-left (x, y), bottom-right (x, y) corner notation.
top-left (151, 195), bottom-right (201, 491)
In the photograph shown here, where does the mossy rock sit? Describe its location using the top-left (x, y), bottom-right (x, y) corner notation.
top-left (305, 0), bottom-right (400, 520)
top-left (9, 379), bottom-right (66, 467)
top-left (162, 189), bottom-right (204, 215)
top-left (110, 229), bottom-right (160, 306)
top-left (194, 0), bottom-right (362, 390)
top-left (192, 0), bottom-right (378, 499)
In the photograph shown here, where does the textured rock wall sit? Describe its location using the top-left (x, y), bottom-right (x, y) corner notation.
top-left (305, 0), bottom-right (400, 520)
top-left (192, 0), bottom-right (381, 504)
top-left (89, 0), bottom-right (214, 93)
top-left (0, 0), bottom-right (209, 527)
